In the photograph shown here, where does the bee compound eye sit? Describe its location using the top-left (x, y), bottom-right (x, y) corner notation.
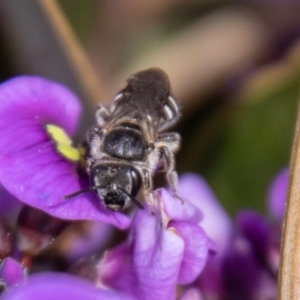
top-left (91, 165), bottom-right (104, 175)
top-left (91, 166), bottom-right (101, 180)
top-left (130, 168), bottom-right (142, 197)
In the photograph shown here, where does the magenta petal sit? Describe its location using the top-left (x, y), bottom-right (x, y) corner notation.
top-left (159, 189), bottom-right (202, 223)
top-left (180, 288), bottom-right (203, 300)
top-left (0, 185), bottom-right (22, 223)
top-left (0, 257), bottom-right (25, 288)
top-left (267, 168), bottom-right (288, 220)
top-left (169, 220), bottom-right (209, 284)
top-left (99, 206), bottom-right (184, 300)
top-left (180, 174), bottom-right (231, 298)
top-left (0, 272), bottom-right (133, 300)
top-left (0, 76), bottom-right (130, 229)
top-left (237, 211), bottom-right (270, 260)
top-left (0, 76), bottom-right (80, 145)
top-left (222, 236), bottom-right (266, 299)
top-left (178, 174), bottom-right (232, 254)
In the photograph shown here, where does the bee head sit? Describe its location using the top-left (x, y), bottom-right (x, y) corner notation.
top-left (90, 164), bottom-right (143, 211)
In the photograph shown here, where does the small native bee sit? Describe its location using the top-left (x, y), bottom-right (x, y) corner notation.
top-left (65, 68), bottom-right (181, 211)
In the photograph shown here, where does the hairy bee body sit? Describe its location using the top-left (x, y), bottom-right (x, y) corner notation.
top-left (66, 68), bottom-right (181, 211)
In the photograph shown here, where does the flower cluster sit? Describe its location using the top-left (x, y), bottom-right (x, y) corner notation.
top-left (0, 76), bottom-right (287, 299)
top-left (0, 77), bottom-right (215, 300)
top-left (196, 169), bottom-right (287, 300)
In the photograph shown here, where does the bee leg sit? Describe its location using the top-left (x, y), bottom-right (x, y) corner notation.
top-left (143, 169), bottom-right (155, 214)
top-left (160, 146), bottom-right (184, 204)
top-left (86, 105), bottom-right (110, 145)
top-left (85, 125), bottom-right (100, 145)
top-left (157, 132), bottom-right (181, 153)
top-left (85, 158), bottom-right (94, 173)
top-left (95, 104), bottom-right (111, 127)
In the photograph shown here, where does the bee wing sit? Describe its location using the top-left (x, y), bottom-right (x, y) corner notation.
top-left (127, 92), bottom-right (163, 142)
top-left (108, 91), bottom-right (165, 141)
top-left (105, 99), bottom-right (135, 129)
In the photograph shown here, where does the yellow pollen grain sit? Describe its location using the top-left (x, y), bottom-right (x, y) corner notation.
top-left (46, 124), bottom-right (80, 161)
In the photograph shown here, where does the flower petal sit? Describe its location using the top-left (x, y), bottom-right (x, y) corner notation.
top-left (0, 185), bottom-right (22, 223)
top-left (168, 220), bottom-right (209, 284)
top-left (0, 272), bottom-right (133, 300)
top-left (237, 210), bottom-right (270, 261)
top-left (99, 203), bottom-right (184, 300)
top-left (181, 174), bottom-right (231, 298)
top-left (178, 174), bottom-right (232, 254)
top-left (159, 188), bottom-right (202, 223)
top-left (180, 288), bottom-right (203, 300)
top-left (267, 168), bottom-right (288, 220)
top-left (0, 76), bottom-right (130, 229)
top-left (222, 236), bottom-right (269, 299)
top-left (0, 257), bottom-right (25, 288)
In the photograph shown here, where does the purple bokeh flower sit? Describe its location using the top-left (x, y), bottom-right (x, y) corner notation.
top-left (0, 272), bottom-right (134, 300)
top-left (0, 258), bottom-right (25, 289)
top-left (0, 76), bottom-right (130, 229)
top-left (176, 174), bottom-right (232, 297)
top-left (267, 168), bottom-right (288, 221)
top-left (191, 169), bottom-right (288, 299)
top-left (179, 288), bottom-right (203, 300)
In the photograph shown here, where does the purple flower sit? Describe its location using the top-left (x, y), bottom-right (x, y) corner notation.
top-left (176, 174), bottom-right (231, 297)
top-left (0, 76), bottom-right (130, 229)
top-left (222, 212), bottom-right (278, 300)
top-left (1, 74), bottom-right (285, 299)
top-left (191, 169), bottom-right (287, 299)
top-left (0, 76), bottom-right (215, 299)
top-left (0, 187), bottom-right (213, 300)
top-left (0, 185), bottom-right (22, 225)
top-left (0, 272), bottom-right (134, 300)
top-left (69, 188), bottom-right (213, 300)
top-left (267, 168), bottom-right (288, 221)
top-left (0, 257), bottom-right (25, 289)
top-left (179, 288), bottom-right (203, 300)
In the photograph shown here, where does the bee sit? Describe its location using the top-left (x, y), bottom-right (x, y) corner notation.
top-left (65, 68), bottom-right (181, 211)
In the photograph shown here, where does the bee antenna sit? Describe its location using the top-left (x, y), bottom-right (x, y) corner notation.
top-left (119, 188), bottom-right (144, 210)
top-left (63, 185), bottom-right (108, 200)
top-left (63, 187), bottom-right (93, 199)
